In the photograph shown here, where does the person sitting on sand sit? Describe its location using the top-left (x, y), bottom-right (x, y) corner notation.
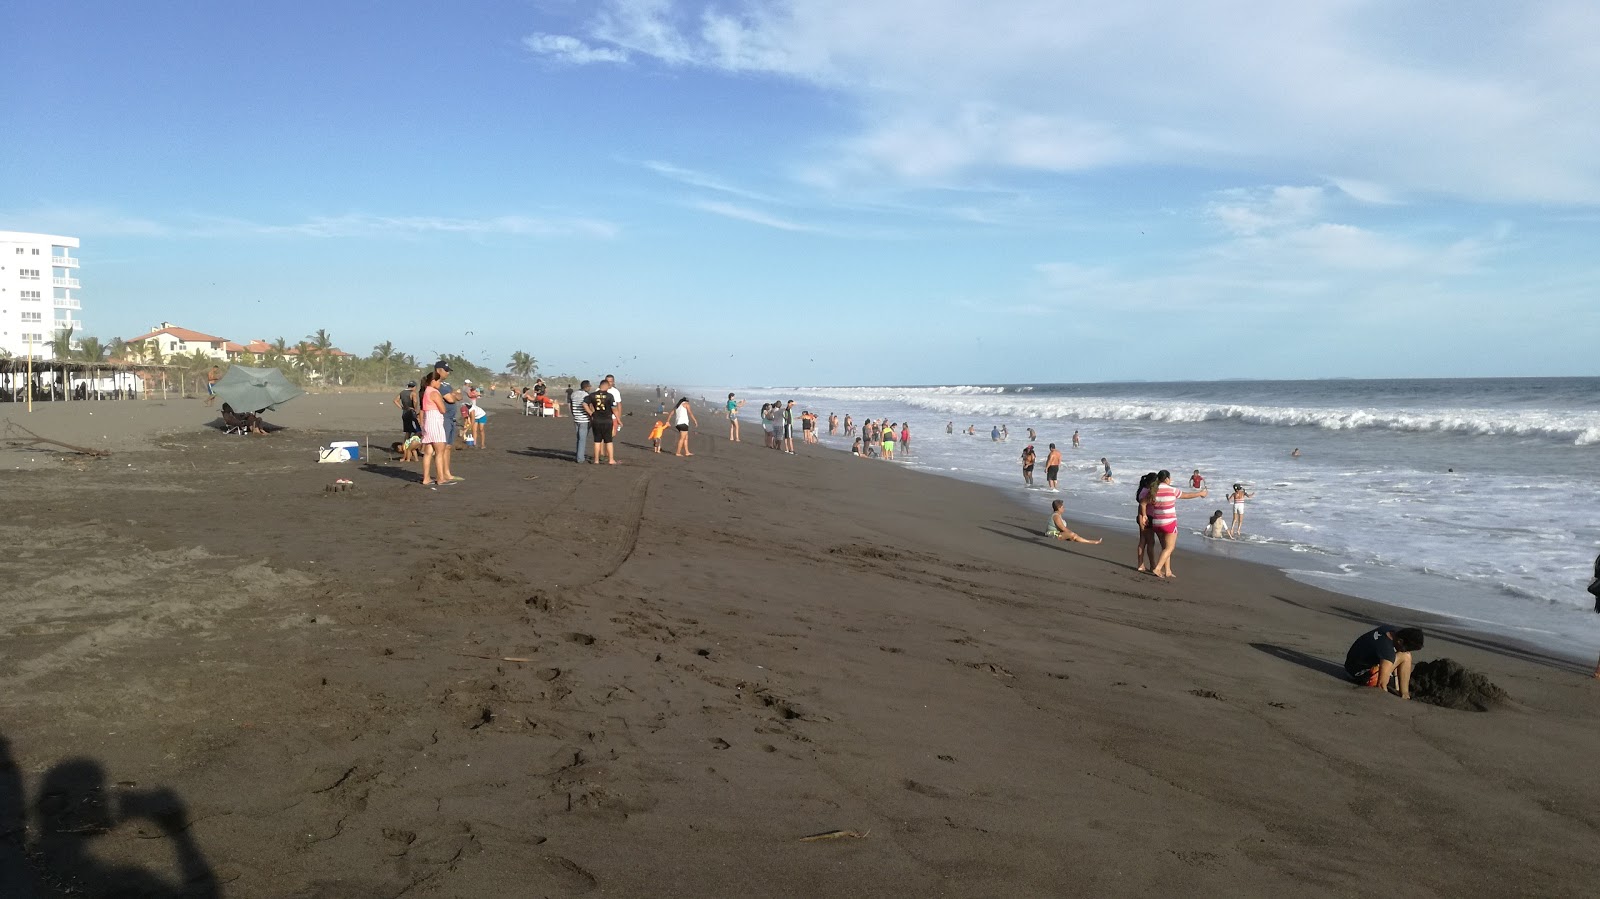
top-left (1204, 510), bottom-right (1230, 539)
top-left (1046, 499), bottom-right (1102, 544)
top-left (851, 437), bottom-right (862, 457)
top-left (1344, 625), bottom-right (1425, 699)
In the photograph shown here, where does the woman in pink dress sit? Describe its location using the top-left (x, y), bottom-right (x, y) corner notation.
top-left (418, 372), bottom-right (450, 486)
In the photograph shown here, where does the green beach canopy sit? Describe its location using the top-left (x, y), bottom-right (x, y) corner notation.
top-left (213, 365), bottom-right (303, 413)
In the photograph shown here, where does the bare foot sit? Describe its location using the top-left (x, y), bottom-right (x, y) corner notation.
top-left (684, 452), bottom-right (694, 456)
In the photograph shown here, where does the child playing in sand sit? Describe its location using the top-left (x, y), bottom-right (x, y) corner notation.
top-left (393, 435), bottom-right (422, 462)
top-left (1046, 500), bottom-right (1102, 544)
top-left (1344, 625), bottom-right (1425, 699)
top-left (648, 419), bottom-right (668, 453)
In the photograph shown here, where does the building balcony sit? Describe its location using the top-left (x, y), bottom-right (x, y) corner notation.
top-left (53, 277), bottom-right (80, 288)
top-left (52, 255), bottom-right (79, 268)
top-left (54, 297), bottom-right (81, 309)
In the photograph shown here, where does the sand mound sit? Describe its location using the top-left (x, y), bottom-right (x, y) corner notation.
top-left (1409, 659), bottom-right (1508, 712)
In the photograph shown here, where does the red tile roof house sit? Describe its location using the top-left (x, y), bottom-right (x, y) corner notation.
top-left (124, 323), bottom-right (234, 362)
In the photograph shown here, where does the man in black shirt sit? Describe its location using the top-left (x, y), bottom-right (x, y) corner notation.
top-left (1344, 625), bottom-right (1425, 699)
top-left (394, 380), bottom-right (419, 438)
top-left (584, 384), bottom-right (617, 465)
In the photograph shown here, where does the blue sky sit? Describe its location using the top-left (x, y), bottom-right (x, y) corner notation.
top-left (5, 0), bottom-right (1597, 385)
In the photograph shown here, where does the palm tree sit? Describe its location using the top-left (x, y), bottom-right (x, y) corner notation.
top-left (76, 336), bottom-right (108, 363)
top-left (508, 351), bottom-right (538, 382)
top-left (371, 340), bottom-right (397, 387)
top-left (293, 340), bottom-right (317, 382)
top-left (308, 329), bottom-right (334, 379)
top-left (107, 337), bottom-right (128, 362)
top-left (49, 326), bottom-right (76, 361)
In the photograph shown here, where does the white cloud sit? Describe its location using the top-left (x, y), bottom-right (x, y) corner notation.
top-left (543, 0), bottom-right (1600, 204)
top-left (2, 208), bottom-right (619, 240)
top-left (689, 199), bottom-right (819, 232)
top-left (523, 32), bottom-right (629, 65)
top-left (1206, 186), bottom-right (1325, 236)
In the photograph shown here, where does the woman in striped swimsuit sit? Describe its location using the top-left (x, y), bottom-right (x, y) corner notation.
top-left (1138, 469), bottom-right (1208, 578)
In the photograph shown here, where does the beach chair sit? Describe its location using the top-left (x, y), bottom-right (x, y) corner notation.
top-left (220, 404), bottom-right (253, 436)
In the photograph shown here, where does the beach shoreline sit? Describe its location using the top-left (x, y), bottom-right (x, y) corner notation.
top-left (2, 391), bottom-right (1597, 896)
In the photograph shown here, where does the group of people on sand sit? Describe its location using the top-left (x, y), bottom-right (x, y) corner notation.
top-left (396, 360), bottom-right (490, 486)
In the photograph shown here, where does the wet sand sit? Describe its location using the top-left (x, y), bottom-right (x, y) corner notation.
top-left (1, 392), bottom-right (1597, 897)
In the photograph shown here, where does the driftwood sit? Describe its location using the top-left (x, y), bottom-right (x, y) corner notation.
top-left (2, 420), bottom-right (112, 457)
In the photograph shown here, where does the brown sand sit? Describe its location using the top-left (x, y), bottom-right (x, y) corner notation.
top-left (2, 393), bottom-right (1598, 897)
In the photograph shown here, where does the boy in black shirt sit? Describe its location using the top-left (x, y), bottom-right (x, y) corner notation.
top-left (1344, 626), bottom-right (1425, 699)
top-left (584, 385), bottom-right (616, 465)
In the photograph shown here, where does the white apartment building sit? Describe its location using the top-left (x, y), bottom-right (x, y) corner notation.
top-left (0, 230), bottom-right (83, 360)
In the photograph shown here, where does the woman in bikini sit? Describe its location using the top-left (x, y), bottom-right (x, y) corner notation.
top-left (1229, 483), bottom-right (1254, 539)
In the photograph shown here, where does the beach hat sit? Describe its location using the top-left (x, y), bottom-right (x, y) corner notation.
top-left (405, 380), bottom-right (416, 387)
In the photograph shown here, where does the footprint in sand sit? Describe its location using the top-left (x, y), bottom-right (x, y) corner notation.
top-left (539, 856), bottom-right (598, 893)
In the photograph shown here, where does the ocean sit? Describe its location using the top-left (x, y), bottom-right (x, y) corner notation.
top-left (720, 378), bottom-right (1600, 662)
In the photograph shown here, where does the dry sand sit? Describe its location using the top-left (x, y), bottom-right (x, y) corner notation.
top-left (1, 392), bottom-right (1597, 897)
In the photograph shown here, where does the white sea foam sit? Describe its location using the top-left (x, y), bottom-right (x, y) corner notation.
top-left (788, 387), bottom-right (1600, 446)
top-left (722, 378), bottom-right (1600, 661)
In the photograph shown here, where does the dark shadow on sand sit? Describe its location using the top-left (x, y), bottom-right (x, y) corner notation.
top-left (359, 461), bottom-right (425, 483)
top-left (508, 446), bottom-right (580, 463)
top-left (1250, 643), bottom-right (1350, 682)
top-left (1, 730), bottom-right (218, 898)
top-left (977, 525), bottom-right (1105, 564)
top-left (1270, 595), bottom-right (1589, 676)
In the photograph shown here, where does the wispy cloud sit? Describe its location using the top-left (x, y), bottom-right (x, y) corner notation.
top-left (2, 208), bottom-right (619, 240)
top-left (689, 199), bottom-right (820, 232)
top-left (540, 1), bottom-right (1600, 204)
top-left (523, 32), bottom-right (629, 65)
top-left (639, 160), bottom-right (779, 203)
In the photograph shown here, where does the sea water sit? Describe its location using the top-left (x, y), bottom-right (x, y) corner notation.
top-left (720, 378), bottom-right (1600, 662)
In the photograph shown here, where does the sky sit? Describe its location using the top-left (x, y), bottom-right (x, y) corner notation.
top-left (4, 0), bottom-right (1598, 386)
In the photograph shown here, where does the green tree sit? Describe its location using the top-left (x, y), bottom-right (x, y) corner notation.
top-left (508, 351), bottom-right (538, 382)
top-left (48, 326), bottom-right (76, 361)
top-left (107, 337), bottom-right (128, 362)
top-left (75, 336), bottom-right (108, 363)
top-left (371, 340), bottom-right (398, 387)
top-left (308, 329), bottom-right (334, 378)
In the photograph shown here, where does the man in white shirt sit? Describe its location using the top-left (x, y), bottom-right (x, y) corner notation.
top-left (603, 374), bottom-right (623, 435)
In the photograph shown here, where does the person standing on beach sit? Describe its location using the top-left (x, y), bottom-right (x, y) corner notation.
top-left (845, 414), bottom-right (854, 437)
top-left (418, 371), bottom-right (449, 485)
top-left (899, 422), bottom-right (910, 455)
top-left (1344, 626), bottom-right (1425, 698)
top-left (432, 361), bottom-right (460, 481)
top-left (783, 400), bottom-right (796, 454)
top-left (1228, 483), bottom-right (1255, 539)
top-left (603, 375), bottom-right (623, 438)
top-left (569, 381), bottom-right (591, 463)
top-left (1045, 444), bottom-right (1062, 492)
top-left (1072, 430), bottom-right (1080, 449)
top-left (726, 393), bottom-right (743, 442)
top-left (1021, 445), bottom-right (1036, 487)
top-left (1047, 499), bottom-right (1102, 544)
top-left (394, 380), bottom-right (419, 441)
top-left (1134, 473), bottom-right (1158, 572)
top-left (584, 381), bottom-right (617, 465)
top-left (881, 423), bottom-right (896, 461)
top-left (1138, 469), bottom-right (1207, 578)
top-left (668, 397), bottom-right (698, 456)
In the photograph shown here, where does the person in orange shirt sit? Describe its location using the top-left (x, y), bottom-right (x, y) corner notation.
top-left (648, 419), bottom-right (668, 453)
